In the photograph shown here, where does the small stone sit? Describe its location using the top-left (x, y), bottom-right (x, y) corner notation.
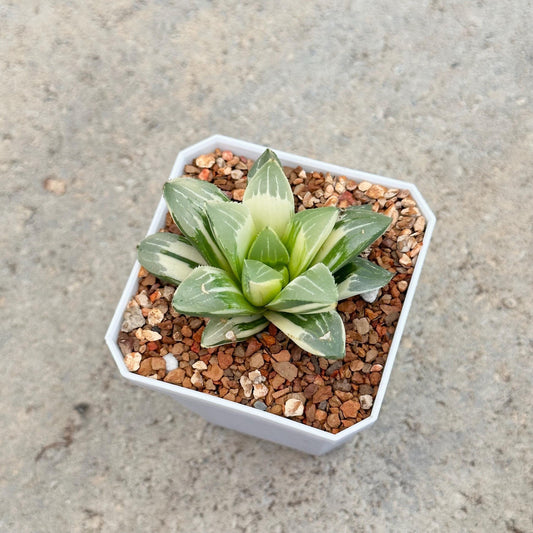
top-left (371, 364), bottom-right (383, 372)
top-left (232, 189), bottom-right (245, 201)
top-left (135, 291), bottom-right (152, 308)
top-left (196, 154), bottom-right (215, 168)
top-left (272, 361), bottom-right (298, 382)
top-left (338, 300), bottom-right (356, 313)
top-left (284, 398), bottom-right (304, 417)
top-left (240, 375), bottom-right (253, 398)
top-left (147, 308), bottom-right (164, 326)
top-left (192, 361), bottom-right (207, 371)
top-left (151, 357), bottom-right (166, 371)
top-left (253, 400), bottom-right (267, 411)
top-left (248, 370), bottom-right (265, 384)
top-left (312, 386), bottom-right (333, 404)
top-left (359, 394), bottom-right (374, 410)
top-left (340, 400), bottom-right (360, 418)
top-left (366, 184), bottom-right (387, 199)
top-left (397, 280), bottom-right (408, 292)
top-left (369, 372), bottom-right (381, 385)
top-left (217, 351), bottom-right (233, 370)
top-left (43, 177), bottom-right (67, 195)
top-left (121, 303), bottom-right (145, 332)
top-left (358, 181), bottom-right (372, 192)
top-left (161, 286), bottom-right (175, 301)
top-left (222, 150), bottom-right (233, 161)
top-left (414, 216), bottom-right (426, 232)
top-left (315, 409), bottom-right (327, 423)
top-left (191, 371), bottom-right (204, 388)
top-left (253, 383), bottom-right (269, 399)
top-left (271, 349), bottom-right (291, 362)
top-left (204, 363), bottom-right (224, 382)
top-left (353, 317), bottom-right (370, 335)
top-left (164, 368), bottom-right (185, 385)
top-left (245, 338), bottom-right (262, 357)
top-left (249, 352), bottom-right (265, 368)
top-left (231, 169), bottom-right (243, 180)
top-left (198, 168), bottom-right (210, 180)
top-left (361, 289), bottom-right (379, 303)
top-left (327, 413), bottom-right (341, 428)
top-left (124, 352), bottom-right (141, 372)
top-left (143, 330), bottom-right (162, 342)
top-left (163, 353), bottom-right (178, 371)
top-left (399, 254), bottom-right (412, 267)
top-left (502, 297), bottom-right (517, 309)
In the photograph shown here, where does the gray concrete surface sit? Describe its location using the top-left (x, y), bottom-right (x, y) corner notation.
top-left (1, 1), bottom-right (532, 532)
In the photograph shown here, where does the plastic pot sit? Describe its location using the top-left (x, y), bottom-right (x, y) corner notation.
top-left (105, 135), bottom-right (436, 455)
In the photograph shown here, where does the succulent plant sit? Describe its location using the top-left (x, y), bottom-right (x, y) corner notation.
top-left (137, 149), bottom-right (393, 359)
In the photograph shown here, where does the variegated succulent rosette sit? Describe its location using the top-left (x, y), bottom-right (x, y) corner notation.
top-left (137, 149), bottom-right (393, 359)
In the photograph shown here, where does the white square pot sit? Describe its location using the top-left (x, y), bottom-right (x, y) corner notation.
top-left (105, 135), bottom-right (436, 455)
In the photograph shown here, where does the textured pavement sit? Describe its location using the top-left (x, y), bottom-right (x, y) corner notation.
top-left (1, 2), bottom-right (532, 532)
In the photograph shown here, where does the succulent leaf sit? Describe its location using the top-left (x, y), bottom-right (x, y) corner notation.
top-left (247, 148), bottom-right (283, 180)
top-left (285, 207), bottom-right (339, 278)
top-left (163, 178), bottom-right (231, 271)
top-left (137, 232), bottom-right (207, 285)
top-left (241, 259), bottom-right (285, 307)
top-left (266, 263), bottom-right (338, 314)
top-left (206, 201), bottom-right (256, 278)
top-left (172, 266), bottom-right (259, 318)
top-left (264, 310), bottom-right (346, 359)
top-left (335, 257), bottom-right (394, 300)
top-left (247, 226), bottom-right (290, 267)
top-left (243, 158), bottom-right (294, 240)
top-left (201, 315), bottom-right (269, 347)
top-left (312, 205), bottom-right (391, 273)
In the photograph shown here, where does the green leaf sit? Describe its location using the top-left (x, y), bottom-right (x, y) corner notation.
top-left (172, 266), bottom-right (259, 318)
top-left (247, 148), bottom-right (283, 180)
top-left (264, 310), bottom-right (346, 359)
top-left (201, 315), bottom-right (269, 347)
top-left (137, 232), bottom-right (207, 285)
top-left (285, 207), bottom-right (339, 278)
top-left (243, 157), bottom-right (294, 240)
top-left (247, 227), bottom-right (290, 267)
top-left (241, 260), bottom-right (284, 307)
top-left (206, 201), bottom-right (256, 278)
top-left (273, 265), bottom-right (290, 286)
top-left (266, 263), bottom-right (338, 314)
top-left (163, 178), bottom-right (231, 271)
top-left (335, 257), bottom-right (393, 300)
top-left (312, 205), bottom-right (391, 273)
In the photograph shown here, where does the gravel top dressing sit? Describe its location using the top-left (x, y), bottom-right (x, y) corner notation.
top-left (119, 149), bottom-right (426, 434)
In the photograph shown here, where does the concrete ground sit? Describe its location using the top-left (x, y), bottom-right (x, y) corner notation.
top-left (1, 1), bottom-right (532, 532)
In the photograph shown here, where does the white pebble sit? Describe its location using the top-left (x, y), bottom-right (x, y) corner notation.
top-left (361, 289), bottom-right (379, 303)
top-left (163, 353), bottom-right (178, 372)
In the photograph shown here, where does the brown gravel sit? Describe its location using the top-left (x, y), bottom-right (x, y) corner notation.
top-left (119, 148), bottom-right (427, 434)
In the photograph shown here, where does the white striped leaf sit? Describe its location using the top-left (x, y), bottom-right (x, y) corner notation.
top-left (137, 232), bottom-right (207, 285)
top-left (335, 257), bottom-right (393, 300)
top-left (266, 263), bottom-right (338, 314)
top-left (172, 266), bottom-right (259, 318)
top-left (206, 201), bottom-right (256, 278)
top-left (285, 207), bottom-right (339, 278)
top-left (247, 148), bottom-right (283, 180)
top-left (241, 259), bottom-right (284, 307)
top-left (312, 206), bottom-right (391, 273)
top-left (243, 157), bottom-right (294, 240)
top-left (201, 315), bottom-right (269, 347)
top-left (265, 310), bottom-right (346, 359)
top-left (163, 178), bottom-right (231, 271)
top-left (247, 227), bottom-right (290, 267)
